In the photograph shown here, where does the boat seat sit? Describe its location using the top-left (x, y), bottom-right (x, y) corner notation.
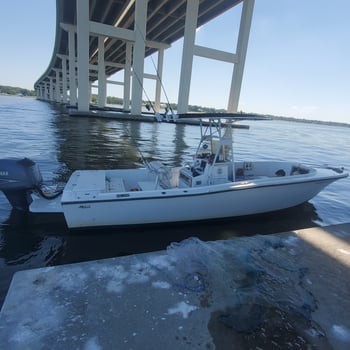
top-left (137, 181), bottom-right (157, 191)
top-left (106, 177), bottom-right (126, 192)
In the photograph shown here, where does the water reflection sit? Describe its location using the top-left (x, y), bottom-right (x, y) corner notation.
top-left (1, 201), bottom-right (320, 263)
top-left (52, 115), bottom-right (191, 182)
top-left (0, 211), bottom-right (64, 263)
top-left (53, 116), bottom-right (141, 180)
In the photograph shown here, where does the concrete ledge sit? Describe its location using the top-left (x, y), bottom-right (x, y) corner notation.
top-left (68, 108), bottom-right (157, 122)
top-left (66, 107), bottom-right (205, 125)
top-left (1, 224), bottom-right (350, 349)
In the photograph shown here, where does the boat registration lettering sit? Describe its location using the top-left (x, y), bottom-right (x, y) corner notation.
top-left (79, 205), bottom-right (91, 209)
top-left (116, 193), bottom-right (130, 198)
top-left (0, 171), bottom-right (9, 176)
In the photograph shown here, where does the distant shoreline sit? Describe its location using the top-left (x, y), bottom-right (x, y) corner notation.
top-left (0, 93), bottom-right (35, 98)
top-left (257, 113), bottom-right (350, 128)
top-left (1, 87), bottom-right (348, 128)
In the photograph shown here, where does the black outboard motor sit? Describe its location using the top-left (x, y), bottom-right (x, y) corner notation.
top-left (0, 157), bottom-right (43, 211)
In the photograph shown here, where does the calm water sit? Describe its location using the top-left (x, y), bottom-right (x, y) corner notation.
top-left (0, 95), bottom-right (349, 308)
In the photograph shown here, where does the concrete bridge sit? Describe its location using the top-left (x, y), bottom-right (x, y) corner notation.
top-left (34, 0), bottom-right (255, 116)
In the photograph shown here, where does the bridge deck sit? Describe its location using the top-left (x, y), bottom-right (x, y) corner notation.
top-left (35, 0), bottom-right (242, 87)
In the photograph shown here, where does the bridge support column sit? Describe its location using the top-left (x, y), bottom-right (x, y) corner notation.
top-left (177, 0), bottom-right (199, 114)
top-left (68, 29), bottom-right (77, 106)
top-left (131, 0), bottom-right (148, 115)
top-left (123, 42), bottom-right (132, 111)
top-left (49, 78), bottom-right (54, 101)
top-left (55, 70), bottom-right (61, 102)
top-left (98, 36), bottom-right (107, 108)
top-left (154, 48), bottom-right (164, 112)
top-left (228, 0), bottom-right (255, 112)
top-left (177, 0), bottom-right (254, 114)
top-left (37, 86), bottom-right (42, 99)
top-left (60, 56), bottom-right (68, 104)
top-left (77, 0), bottom-right (90, 112)
top-left (44, 82), bottom-right (48, 100)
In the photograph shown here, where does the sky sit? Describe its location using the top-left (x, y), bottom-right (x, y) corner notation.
top-left (0, 0), bottom-right (349, 123)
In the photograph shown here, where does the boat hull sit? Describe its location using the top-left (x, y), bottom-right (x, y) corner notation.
top-left (61, 175), bottom-right (341, 229)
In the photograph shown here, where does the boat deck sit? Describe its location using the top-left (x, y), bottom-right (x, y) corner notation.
top-left (63, 167), bottom-right (180, 198)
top-left (106, 175), bottom-right (126, 192)
top-left (61, 162), bottom-right (315, 198)
top-left (63, 171), bottom-right (128, 196)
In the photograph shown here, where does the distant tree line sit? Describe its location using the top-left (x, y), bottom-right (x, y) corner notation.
top-left (90, 94), bottom-right (226, 113)
top-left (0, 85), bottom-right (36, 97)
top-left (91, 95), bottom-right (124, 106)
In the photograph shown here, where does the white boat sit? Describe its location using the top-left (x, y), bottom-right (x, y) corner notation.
top-left (0, 115), bottom-right (348, 229)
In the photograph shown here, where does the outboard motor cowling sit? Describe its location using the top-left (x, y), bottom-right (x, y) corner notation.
top-left (0, 158), bottom-right (43, 210)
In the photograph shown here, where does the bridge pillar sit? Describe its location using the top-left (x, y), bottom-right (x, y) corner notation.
top-left (59, 55), bottom-right (68, 104)
top-left (49, 78), bottom-right (54, 101)
top-left (131, 0), bottom-right (148, 115)
top-left (154, 48), bottom-right (164, 112)
top-left (44, 82), bottom-right (48, 100)
top-left (228, 0), bottom-right (255, 112)
top-left (98, 36), bottom-right (107, 108)
top-left (68, 29), bottom-right (77, 106)
top-left (77, 0), bottom-right (90, 112)
top-left (123, 42), bottom-right (132, 111)
top-left (178, 0), bottom-right (254, 114)
top-left (55, 70), bottom-right (61, 102)
top-left (62, 59), bottom-right (68, 104)
top-left (177, 0), bottom-right (199, 114)
top-left (36, 86), bottom-right (41, 99)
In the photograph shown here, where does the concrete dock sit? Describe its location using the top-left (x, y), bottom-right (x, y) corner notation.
top-left (1, 223), bottom-right (350, 349)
